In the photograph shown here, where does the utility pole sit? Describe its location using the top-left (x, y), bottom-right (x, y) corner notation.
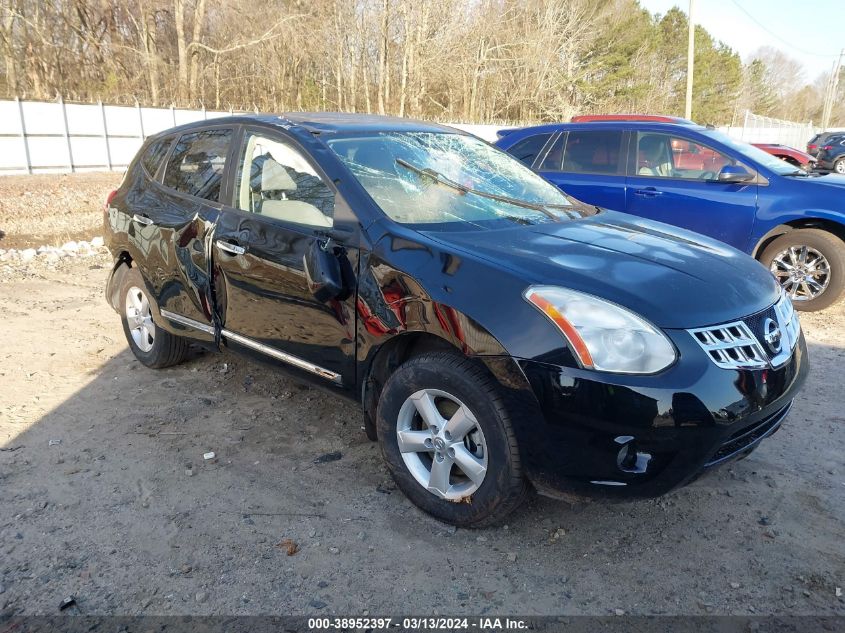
top-left (821, 49), bottom-right (844, 130)
top-left (684, 0), bottom-right (695, 120)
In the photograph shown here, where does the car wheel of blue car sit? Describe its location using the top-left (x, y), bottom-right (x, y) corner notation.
top-left (376, 351), bottom-right (528, 527)
top-left (760, 229), bottom-right (845, 312)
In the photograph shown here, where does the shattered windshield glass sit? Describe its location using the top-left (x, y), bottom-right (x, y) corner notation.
top-left (326, 131), bottom-right (590, 226)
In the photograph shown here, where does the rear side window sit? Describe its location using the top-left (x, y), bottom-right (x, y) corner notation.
top-left (561, 130), bottom-right (624, 175)
top-left (140, 137), bottom-right (172, 178)
top-left (506, 133), bottom-right (553, 166)
top-left (163, 129), bottom-right (233, 202)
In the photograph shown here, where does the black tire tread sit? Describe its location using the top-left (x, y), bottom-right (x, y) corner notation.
top-left (120, 267), bottom-right (191, 369)
top-left (153, 330), bottom-right (190, 369)
top-left (378, 350), bottom-right (528, 527)
top-left (759, 228), bottom-right (845, 312)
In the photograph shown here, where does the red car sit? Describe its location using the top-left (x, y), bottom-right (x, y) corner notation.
top-left (752, 143), bottom-right (816, 171)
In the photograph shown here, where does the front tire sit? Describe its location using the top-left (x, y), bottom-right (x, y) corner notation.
top-left (119, 267), bottom-right (190, 368)
top-left (759, 229), bottom-right (845, 311)
top-left (376, 351), bottom-right (527, 527)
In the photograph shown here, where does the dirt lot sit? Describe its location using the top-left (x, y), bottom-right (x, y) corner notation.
top-left (0, 172), bottom-right (122, 250)
top-left (0, 174), bottom-right (844, 616)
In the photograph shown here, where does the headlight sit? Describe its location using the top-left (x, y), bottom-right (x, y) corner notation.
top-left (524, 286), bottom-right (677, 374)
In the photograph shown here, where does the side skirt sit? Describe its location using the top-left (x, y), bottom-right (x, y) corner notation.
top-left (160, 309), bottom-right (342, 385)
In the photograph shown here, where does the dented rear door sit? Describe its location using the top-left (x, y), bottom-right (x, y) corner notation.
top-left (131, 125), bottom-right (237, 341)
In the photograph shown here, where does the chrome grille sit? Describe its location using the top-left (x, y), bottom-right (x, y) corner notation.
top-left (689, 292), bottom-right (801, 370)
top-left (688, 321), bottom-right (768, 370)
top-left (770, 292), bottom-right (801, 367)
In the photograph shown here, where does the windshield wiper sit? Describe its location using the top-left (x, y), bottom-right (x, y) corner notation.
top-left (782, 169), bottom-right (809, 177)
top-left (395, 158), bottom-right (561, 220)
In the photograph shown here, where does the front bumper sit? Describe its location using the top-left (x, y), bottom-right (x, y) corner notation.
top-left (513, 328), bottom-right (808, 499)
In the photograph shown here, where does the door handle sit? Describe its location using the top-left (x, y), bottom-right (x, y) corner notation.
top-left (132, 213), bottom-right (155, 226)
top-left (216, 240), bottom-right (246, 256)
top-left (633, 188), bottom-right (663, 197)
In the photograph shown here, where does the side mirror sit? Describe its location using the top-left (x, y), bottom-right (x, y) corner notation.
top-left (304, 240), bottom-right (344, 302)
top-left (717, 165), bottom-right (755, 183)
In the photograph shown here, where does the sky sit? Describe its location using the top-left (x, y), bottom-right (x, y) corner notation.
top-left (638, 0), bottom-right (844, 82)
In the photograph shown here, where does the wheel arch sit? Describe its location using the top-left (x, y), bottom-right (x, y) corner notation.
top-left (752, 218), bottom-right (845, 259)
top-left (359, 330), bottom-right (538, 443)
top-left (105, 251), bottom-right (134, 312)
top-left (361, 332), bottom-right (465, 440)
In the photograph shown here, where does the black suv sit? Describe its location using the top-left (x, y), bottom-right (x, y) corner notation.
top-left (815, 134), bottom-right (845, 174)
top-left (808, 131), bottom-right (844, 157)
top-left (104, 114), bottom-right (807, 527)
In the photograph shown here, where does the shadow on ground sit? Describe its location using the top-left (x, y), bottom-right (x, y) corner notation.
top-left (1, 261), bottom-right (843, 616)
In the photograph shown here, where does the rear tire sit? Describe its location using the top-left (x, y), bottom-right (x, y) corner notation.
top-left (119, 267), bottom-right (190, 368)
top-left (759, 229), bottom-right (845, 311)
top-left (834, 157), bottom-right (845, 175)
top-left (376, 351), bottom-right (527, 527)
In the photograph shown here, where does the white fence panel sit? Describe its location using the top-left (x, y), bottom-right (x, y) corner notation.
top-left (4, 100), bottom-right (828, 175)
top-left (718, 111), bottom-right (818, 150)
top-left (65, 103), bottom-right (103, 135)
top-left (140, 107), bottom-right (172, 136)
top-left (22, 100), bottom-right (66, 135)
top-left (0, 100), bottom-right (21, 134)
top-left (0, 99), bottom-right (246, 174)
top-left (0, 99), bottom-right (511, 175)
top-left (0, 137), bottom-right (21, 169)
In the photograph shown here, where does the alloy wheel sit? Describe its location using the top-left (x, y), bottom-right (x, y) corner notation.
top-left (835, 160), bottom-right (845, 174)
top-left (396, 388), bottom-right (488, 500)
top-left (125, 286), bottom-right (155, 352)
top-left (770, 245), bottom-right (831, 301)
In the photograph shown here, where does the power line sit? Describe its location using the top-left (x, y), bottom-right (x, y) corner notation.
top-left (728, 0), bottom-right (841, 59)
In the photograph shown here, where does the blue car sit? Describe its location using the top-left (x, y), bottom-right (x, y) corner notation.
top-left (495, 115), bottom-right (845, 311)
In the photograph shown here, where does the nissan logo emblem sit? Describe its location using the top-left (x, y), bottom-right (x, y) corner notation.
top-left (763, 318), bottom-right (782, 354)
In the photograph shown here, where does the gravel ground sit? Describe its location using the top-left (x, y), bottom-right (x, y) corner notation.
top-left (0, 172), bottom-right (122, 249)
top-left (0, 174), bottom-right (844, 617)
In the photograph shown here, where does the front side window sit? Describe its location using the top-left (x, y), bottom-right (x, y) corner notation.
top-left (163, 129), bottom-right (232, 201)
top-left (636, 133), bottom-right (738, 180)
top-left (141, 137), bottom-right (173, 178)
top-left (561, 130), bottom-right (624, 175)
top-left (326, 131), bottom-right (587, 227)
top-left (234, 131), bottom-right (334, 228)
top-left (505, 133), bottom-right (553, 166)
top-left (697, 130), bottom-right (798, 175)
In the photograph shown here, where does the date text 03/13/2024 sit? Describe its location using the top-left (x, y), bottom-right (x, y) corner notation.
top-left (307, 617), bottom-right (529, 630)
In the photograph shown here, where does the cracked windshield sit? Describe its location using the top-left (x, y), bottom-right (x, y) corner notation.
top-left (327, 132), bottom-right (593, 226)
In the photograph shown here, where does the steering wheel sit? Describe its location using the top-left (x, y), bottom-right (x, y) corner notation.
top-left (701, 171), bottom-right (716, 181)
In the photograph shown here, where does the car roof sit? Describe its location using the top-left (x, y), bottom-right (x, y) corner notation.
top-left (501, 119), bottom-right (710, 139)
top-left (280, 112), bottom-right (457, 134)
top-left (149, 112), bottom-right (458, 139)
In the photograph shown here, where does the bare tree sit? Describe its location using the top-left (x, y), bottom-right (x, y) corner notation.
top-left (0, 0), bottom-right (837, 126)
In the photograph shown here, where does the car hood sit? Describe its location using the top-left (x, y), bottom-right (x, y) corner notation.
top-left (806, 173), bottom-right (845, 189)
top-left (423, 211), bottom-right (780, 329)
